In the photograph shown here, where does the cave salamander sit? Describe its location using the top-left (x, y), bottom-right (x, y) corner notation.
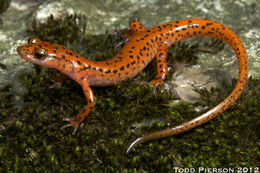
top-left (16, 18), bottom-right (248, 153)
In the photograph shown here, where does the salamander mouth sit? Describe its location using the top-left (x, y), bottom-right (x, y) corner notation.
top-left (16, 46), bottom-right (24, 57)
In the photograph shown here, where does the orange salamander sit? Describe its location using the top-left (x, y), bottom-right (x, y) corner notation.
top-left (17, 18), bottom-right (248, 154)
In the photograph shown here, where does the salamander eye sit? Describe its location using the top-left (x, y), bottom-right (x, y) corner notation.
top-left (28, 37), bottom-right (40, 44)
top-left (34, 48), bottom-right (47, 60)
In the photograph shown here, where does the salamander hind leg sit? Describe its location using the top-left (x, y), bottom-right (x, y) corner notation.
top-left (121, 20), bottom-right (146, 40)
top-left (117, 20), bottom-right (146, 48)
top-left (150, 43), bottom-right (168, 87)
top-left (129, 20), bottom-right (146, 34)
top-left (60, 79), bottom-right (96, 135)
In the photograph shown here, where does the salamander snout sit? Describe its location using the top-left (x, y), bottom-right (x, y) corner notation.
top-left (16, 46), bottom-right (27, 59)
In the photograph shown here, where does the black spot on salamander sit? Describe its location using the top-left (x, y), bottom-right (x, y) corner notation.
top-left (63, 64), bottom-right (66, 69)
top-left (131, 46), bottom-right (135, 49)
top-left (62, 46), bottom-right (66, 49)
top-left (201, 25), bottom-right (205, 29)
top-left (131, 61), bottom-right (136, 65)
top-left (175, 25), bottom-right (178, 27)
top-left (98, 68), bottom-right (103, 72)
top-left (159, 53), bottom-right (164, 58)
top-left (53, 50), bottom-right (57, 53)
top-left (66, 59), bottom-right (73, 65)
top-left (62, 55), bottom-right (66, 59)
top-left (113, 70), bottom-right (118, 74)
top-left (143, 47), bottom-right (146, 51)
top-left (53, 56), bottom-right (62, 61)
top-left (142, 60), bottom-right (145, 65)
top-left (129, 55), bottom-right (134, 59)
top-left (120, 66), bottom-right (124, 71)
top-left (181, 28), bottom-right (186, 31)
top-left (79, 67), bottom-right (88, 71)
top-left (126, 63), bottom-right (130, 68)
top-left (69, 52), bottom-right (73, 56)
top-left (206, 23), bottom-right (213, 26)
top-left (77, 61), bottom-right (81, 65)
top-left (144, 34), bottom-right (149, 37)
top-left (128, 50), bottom-right (133, 53)
top-left (105, 69), bottom-right (111, 73)
top-left (154, 36), bottom-right (158, 41)
top-left (139, 52), bottom-right (143, 56)
top-left (175, 29), bottom-right (179, 33)
top-left (146, 42), bottom-right (150, 46)
top-left (165, 32), bottom-right (169, 36)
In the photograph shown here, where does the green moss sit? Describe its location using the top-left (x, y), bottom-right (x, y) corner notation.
top-left (29, 14), bottom-right (87, 44)
top-left (1, 14), bottom-right (259, 172)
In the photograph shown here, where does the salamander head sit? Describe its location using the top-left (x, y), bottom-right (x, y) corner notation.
top-left (17, 37), bottom-right (63, 68)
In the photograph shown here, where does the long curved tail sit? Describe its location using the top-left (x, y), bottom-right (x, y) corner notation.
top-left (126, 19), bottom-right (248, 154)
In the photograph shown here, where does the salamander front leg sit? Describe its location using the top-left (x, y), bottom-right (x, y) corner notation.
top-left (60, 79), bottom-right (96, 135)
top-left (150, 43), bottom-right (168, 87)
